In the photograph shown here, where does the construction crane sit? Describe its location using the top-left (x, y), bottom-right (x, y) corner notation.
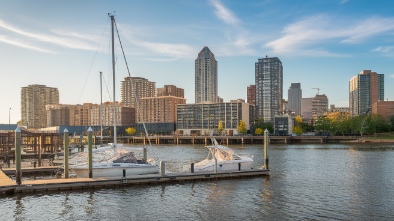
top-left (311, 88), bottom-right (320, 95)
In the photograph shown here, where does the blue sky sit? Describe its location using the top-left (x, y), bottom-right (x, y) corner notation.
top-left (1, 0), bottom-right (394, 124)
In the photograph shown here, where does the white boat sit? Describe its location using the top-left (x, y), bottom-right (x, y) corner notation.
top-left (184, 138), bottom-right (253, 172)
top-left (69, 14), bottom-right (159, 178)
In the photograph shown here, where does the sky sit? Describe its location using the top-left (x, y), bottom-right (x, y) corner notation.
top-left (1, 0), bottom-right (394, 124)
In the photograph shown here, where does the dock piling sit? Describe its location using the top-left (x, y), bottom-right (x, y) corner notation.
top-left (15, 127), bottom-right (21, 185)
top-left (160, 161), bottom-right (165, 176)
top-left (88, 127), bottom-right (93, 178)
top-left (264, 129), bottom-right (269, 170)
top-left (63, 129), bottom-right (69, 179)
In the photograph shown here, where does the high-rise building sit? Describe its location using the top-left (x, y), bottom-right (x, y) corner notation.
top-left (312, 94), bottom-right (328, 119)
top-left (195, 46), bottom-right (218, 103)
top-left (157, 85), bottom-right (184, 98)
top-left (21, 84), bottom-right (59, 128)
top-left (247, 85), bottom-right (256, 105)
top-left (255, 56), bottom-right (283, 122)
top-left (288, 83), bottom-right (302, 116)
top-left (349, 70), bottom-right (384, 116)
top-left (121, 77), bottom-right (156, 108)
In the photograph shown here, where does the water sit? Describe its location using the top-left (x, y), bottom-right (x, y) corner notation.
top-left (1, 143), bottom-right (394, 220)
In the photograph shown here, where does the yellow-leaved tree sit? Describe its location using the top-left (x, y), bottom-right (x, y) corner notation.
top-left (293, 116), bottom-right (303, 135)
top-left (255, 127), bottom-right (263, 135)
top-left (125, 127), bottom-right (136, 135)
top-left (238, 120), bottom-right (247, 134)
top-left (218, 121), bottom-right (224, 135)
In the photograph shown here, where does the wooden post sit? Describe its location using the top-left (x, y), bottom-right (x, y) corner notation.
top-left (160, 161), bottom-right (165, 176)
top-left (143, 147), bottom-right (147, 162)
top-left (38, 135), bottom-right (43, 167)
top-left (191, 163), bottom-right (194, 173)
top-left (15, 127), bottom-right (22, 185)
top-left (88, 127), bottom-right (93, 178)
top-left (264, 129), bottom-right (269, 170)
top-left (63, 129), bottom-right (69, 179)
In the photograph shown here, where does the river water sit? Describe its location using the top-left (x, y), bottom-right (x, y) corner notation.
top-left (1, 143), bottom-right (394, 220)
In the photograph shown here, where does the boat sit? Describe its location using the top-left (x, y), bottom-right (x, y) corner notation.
top-left (183, 137), bottom-right (253, 172)
top-left (69, 14), bottom-right (159, 178)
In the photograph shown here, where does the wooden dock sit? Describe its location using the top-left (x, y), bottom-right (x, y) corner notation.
top-left (0, 168), bottom-right (269, 195)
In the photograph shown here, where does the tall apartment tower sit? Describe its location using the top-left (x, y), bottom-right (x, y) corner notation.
top-left (121, 77), bottom-right (156, 108)
top-left (288, 83), bottom-right (302, 116)
top-left (349, 70), bottom-right (384, 116)
top-left (21, 84), bottom-right (59, 128)
top-left (255, 56), bottom-right (283, 122)
top-left (247, 85), bottom-right (256, 105)
top-left (195, 46), bottom-right (218, 103)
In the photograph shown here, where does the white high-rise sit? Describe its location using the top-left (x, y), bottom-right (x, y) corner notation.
top-left (195, 46), bottom-right (218, 103)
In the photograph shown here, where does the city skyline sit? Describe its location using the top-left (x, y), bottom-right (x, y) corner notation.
top-left (1, 0), bottom-right (394, 123)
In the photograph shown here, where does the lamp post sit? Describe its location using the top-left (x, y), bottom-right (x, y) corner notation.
top-left (9, 108), bottom-right (11, 124)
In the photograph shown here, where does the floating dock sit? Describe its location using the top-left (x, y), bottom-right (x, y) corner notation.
top-left (0, 168), bottom-right (269, 195)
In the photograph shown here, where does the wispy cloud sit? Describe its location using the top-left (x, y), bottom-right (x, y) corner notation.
top-left (340, 0), bottom-right (350, 4)
top-left (265, 15), bottom-right (394, 56)
top-left (141, 42), bottom-right (197, 58)
top-left (0, 19), bottom-right (98, 52)
top-left (390, 74), bottom-right (394, 79)
top-left (0, 35), bottom-right (55, 53)
top-left (209, 0), bottom-right (240, 26)
top-left (372, 46), bottom-right (394, 53)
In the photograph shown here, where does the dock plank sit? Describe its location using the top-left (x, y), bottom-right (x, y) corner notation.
top-left (0, 170), bottom-right (15, 186)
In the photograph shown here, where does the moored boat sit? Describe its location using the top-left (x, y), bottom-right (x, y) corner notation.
top-left (184, 137), bottom-right (253, 172)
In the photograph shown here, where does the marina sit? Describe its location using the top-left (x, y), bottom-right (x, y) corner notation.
top-left (1, 142), bottom-right (393, 220)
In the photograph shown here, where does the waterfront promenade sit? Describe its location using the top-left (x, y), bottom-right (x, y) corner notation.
top-left (122, 135), bottom-right (365, 145)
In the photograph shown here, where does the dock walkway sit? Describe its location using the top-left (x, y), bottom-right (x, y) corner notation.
top-left (1, 169), bottom-right (269, 195)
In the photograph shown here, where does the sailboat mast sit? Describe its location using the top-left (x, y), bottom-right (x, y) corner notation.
top-left (110, 14), bottom-right (117, 147)
top-left (100, 71), bottom-right (103, 146)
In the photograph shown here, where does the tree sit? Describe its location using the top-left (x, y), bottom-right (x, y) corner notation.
top-left (255, 127), bottom-right (263, 135)
top-left (218, 121), bottom-right (224, 135)
top-left (254, 118), bottom-right (274, 134)
top-left (293, 116), bottom-right (303, 135)
top-left (238, 120), bottom-right (247, 134)
top-left (315, 116), bottom-right (331, 135)
top-left (125, 127), bottom-right (136, 135)
top-left (293, 125), bottom-right (303, 135)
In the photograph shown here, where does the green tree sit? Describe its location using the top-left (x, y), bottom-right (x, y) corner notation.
top-left (255, 127), bottom-right (263, 135)
top-left (238, 120), bottom-right (247, 134)
top-left (254, 118), bottom-right (274, 134)
top-left (315, 116), bottom-right (331, 135)
top-left (125, 127), bottom-right (136, 135)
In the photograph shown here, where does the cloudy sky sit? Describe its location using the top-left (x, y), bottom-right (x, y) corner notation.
top-left (1, 0), bottom-right (394, 124)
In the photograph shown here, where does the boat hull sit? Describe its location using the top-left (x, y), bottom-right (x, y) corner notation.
top-left (184, 160), bottom-right (253, 172)
top-left (71, 163), bottom-right (159, 178)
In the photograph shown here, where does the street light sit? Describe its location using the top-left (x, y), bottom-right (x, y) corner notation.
top-left (9, 107), bottom-right (11, 124)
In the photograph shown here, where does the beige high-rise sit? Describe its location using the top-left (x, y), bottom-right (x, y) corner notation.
top-left (21, 84), bottom-right (59, 129)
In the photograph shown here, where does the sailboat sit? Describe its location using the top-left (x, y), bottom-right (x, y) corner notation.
top-left (69, 14), bottom-right (159, 178)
